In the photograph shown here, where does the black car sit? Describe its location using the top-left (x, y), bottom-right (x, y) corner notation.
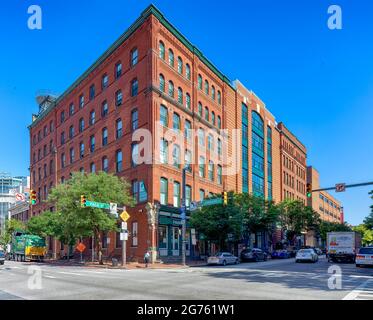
top-left (240, 248), bottom-right (268, 262)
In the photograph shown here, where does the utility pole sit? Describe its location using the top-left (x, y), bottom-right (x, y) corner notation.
top-left (122, 221), bottom-right (127, 267)
top-left (181, 167), bottom-right (187, 267)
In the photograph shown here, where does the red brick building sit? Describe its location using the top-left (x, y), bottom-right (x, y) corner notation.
top-left (29, 5), bottom-right (342, 261)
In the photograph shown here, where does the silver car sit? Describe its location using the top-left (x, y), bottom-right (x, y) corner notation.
top-left (207, 252), bottom-right (239, 266)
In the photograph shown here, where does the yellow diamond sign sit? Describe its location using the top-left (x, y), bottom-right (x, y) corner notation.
top-left (120, 211), bottom-right (130, 222)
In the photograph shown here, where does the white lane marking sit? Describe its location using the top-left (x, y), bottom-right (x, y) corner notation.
top-left (44, 275), bottom-right (57, 279)
top-left (343, 279), bottom-right (373, 300)
top-left (58, 272), bottom-right (83, 276)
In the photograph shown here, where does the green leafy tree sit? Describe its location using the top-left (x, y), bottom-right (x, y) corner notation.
top-left (0, 219), bottom-right (26, 247)
top-left (363, 190), bottom-right (373, 229)
top-left (278, 199), bottom-right (320, 243)
top-left (46, 172), bottom-right (134, 264)
top-left (190, 193), bottom-right (243, 250)
top-left (353, 224), bottom-right (373, 246)
top-left (318, 221), bottom-right (352, 242)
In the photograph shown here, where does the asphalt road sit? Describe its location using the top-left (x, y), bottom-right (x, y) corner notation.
top-left (0, 257), bottom-right (372, 300)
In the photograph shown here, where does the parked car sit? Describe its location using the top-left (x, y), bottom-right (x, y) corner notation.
top-left (207, 252), bottom-right (239, 266)
top-left (271, 249), bottom-right (291, 259)
top-left (0, 250), bottom-right (5, 265)
top-left (314, 248), bottom-right (323, 255)
top-left (356, 247), bottom-right (373, 268)
top-left (295, 249), bottom-right (319, 263)
top-left (240, 248), bottom-right (268, 262)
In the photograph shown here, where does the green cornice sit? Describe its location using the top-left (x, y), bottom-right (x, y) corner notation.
top-left (29, 4), bottom-right (234, 129)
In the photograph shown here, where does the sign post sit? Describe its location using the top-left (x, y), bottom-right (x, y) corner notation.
top-left (120, 209), bottom-right (130, 267)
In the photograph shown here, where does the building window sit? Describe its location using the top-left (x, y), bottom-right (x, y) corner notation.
top-left (79, 94), bottom-right (84, 109)
top-left (69, 148), bottom-right (75, 164)
top-left (159, 74), bottom-right (165, 92)
top-left (252, 111), bottom-right (264, 132)
top-left (79, 142), bottom-right (84, 159)
top-left (69, 103), bottom-right (74, 116)
top-left (184, 120), bottom-right (191, 141)
top-left (43, 164), bottom-right (47, 178)
top-left (198, 102), bottom-right (203, 117)
top-left (43, 145), bottom-right (47, 157)
top-left (116, 150), bottom-right (122, 173)
top-left (60, 132), bottom-right (65, 145)
top-left (159, 41), bottom-right (165, 60)
top-left (172, 144), bottom-right (181, 168)
top-left (60, 111), bottom-right (65, 124)
top-left (132, 222), bottom-right (138, 247)
top-left (61, 153), bottom-right (66, 168)
top-left (173, 113), bottom-right (180, 130)
top-left (186, 93), bottom-right (191, 109)
top-left (116, 119), bottom-right (123, 139)
top-left (102, 156), bottom-right (109, 173)
top-left (168, 81), bottom-right (174, 97)
top-left (115, 90), bottom-right (123, 106)
top-left (208, 161), bottom-right (214, 181)
top-left (217, 91), bottom-right (221, 105)
top-left (131, 78), bottom-right (138, 97)
top-left (160, 178), bottom-right (168, 205)
top-left (169, 49), bottom-right (174, 67)
top-left (199, 189), bottom-right (205, 201)
top-left (217, 165), bottom-right (222, 185)
top-left (204, 80), bottom-right (209, 95)
top-left (89, 110), bottom-right (96, 126)
top-left (207, 134), bottom-right (214, 151)
top-left (198, 74), bottom-right (202, 90)
top-left (211, 112), bottom-right (215, 126)
top-left (185, 149), bottom-right (192, 172)
top-left (185, 185), bottom-right (192, 208)
top-left (90, 135), bottom-right (95, 153)
top-left (160, 105), bottom-right (168, 127)
top-left (79, 118), bottom-right (85, 133)
top-left (186, 64), bottom-right (191, 80)
top-left (132, 180), bottom-right (139, 203)
top-left (102, 74), bottom-right (108, 90)
top-left (132, 143), bottom-right (139, 167)
top-left (115, 62), bottom-right (122, 79)
top-left (212, 86), bottom-right (216, 100)
top-left (131, 109), bottom-right (138, 131)
top-left (69, 125), bottom-right (74, 139)
top-left (102, 128), bottom-right (108, 146)
top-left (101, 100), bottom-right (109, 117)
top-left (217, 116), bottom-right (221, 129)
top-left (178, 87), bottom-right (183, 104)
top-left (131, 48), bottom-right (138, 67)
top-left (204, 107), bottom-right (209, 121)
top-left (89, 84), bottom-right (95, 100)
top-left (173, 181), bottom-right (180, 207)
top-left (160, 139), bottom-right (168, 164)
top-left (50, 121), bottom-right (54, 133)
top-left (90, 162), bottom-right (96, 173)
top-left (177, 56), bottom-right (183, 74)
top-left (199, 156), bottom-right (205, 178)
top-left (198, 128), bottom-right (205, 146)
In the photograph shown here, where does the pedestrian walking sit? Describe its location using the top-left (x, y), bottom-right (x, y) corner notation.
top-left (144, 251), bottom-right (150, 268)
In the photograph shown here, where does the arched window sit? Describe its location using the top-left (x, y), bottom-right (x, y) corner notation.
top-left (131, 78), bottom-right (138, 97)
top-left (89, 110), bottom-right (96, 125)
top-left (186, 93), bottom-right (191, 109)
top-left (177, 57), bottom-right (183, 74)
top-left (168, 81), bottom-right (174, 97)
top-left (198, 102), bottom-right (203, 117)
top-left (204, 80), bottom-right (209, 95)
top-left (186, 64), bottom-right (191, 80)
top-left (178, 87), bottom-right (183, 104)
top-left (252, 111), bottom-right (264, 132)
top-left (102, 156), bottom-right (109, 173)
top-left (131, 47), bottom-right (138, 66)
top-left (159, 74), bottom-right (165, 92)
top-left (115, 90), bottom-right (123, 106)
top-left (102, 128), bottom-right (108, 146)
top-left (159, 41), bottom-right (165, 60)
top-left (211, 111), bottom-right (215, 125)
top-left (172, 144), bottom-right (181, 168)
top-left (160, 105), bottom-right (168, 127)
top-left (198, 74), bottom-right (202, 90)
top-left (79, 142), bottom-right (84, 159)
top-left (217, 116), bottom-right (221, 129)
top-left (116, 118), bottom-right (123, 139)
top-left (115, 61), bottom-right (122, 79)
top-left (116, 150), bottom-right (123, 172)
top-left (69, 125), bottom-right (74, 139)
top-left (218, 90), bottom-right (222, 105)
top-left (212, 86), bottom-right (216, 100)
top-left (168, 49), bottom-right (174, 67)
top-left (90, 163), bottom-right (96, 173)
top-left (204, 107), bottom-right (209, 121)
top-left (160, 178), bottom-right (168, 205)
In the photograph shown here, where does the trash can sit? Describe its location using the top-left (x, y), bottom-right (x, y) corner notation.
top-left (112, 258), bottom-right (118, 267)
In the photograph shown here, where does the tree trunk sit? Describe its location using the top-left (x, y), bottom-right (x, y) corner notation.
top-left (96, 231), bottom-right (103, 265)
top-left (67, 243), bottom-right (70, 262)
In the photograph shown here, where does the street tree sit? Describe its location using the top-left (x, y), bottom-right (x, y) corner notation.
top-left (0, 219), bottom-right (26, 247)
top-left (353, 224), bottom-right (373, 246)
top-left (190, 193), bottom-right (243, 250)
top-left (46, 172), bottom-right (134, 264)
top-left (317, 221), bottom-right (352, 242)
top-left (278, 199), bottom-right (320, 243)
top-left (363, 190), bottom-right (373, 229)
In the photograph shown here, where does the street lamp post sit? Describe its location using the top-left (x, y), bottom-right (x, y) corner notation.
top-left (181, 167), bottom-right (187, 267)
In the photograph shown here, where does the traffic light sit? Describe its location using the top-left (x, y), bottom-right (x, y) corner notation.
top-left (222, 191), bottom-right (228, 205)
top-left (306, 184), bottom-right (312, 198)
top-left (80, 195), bottom-right (87, 208)
top-left (30, 190), bottom-right (37, 205)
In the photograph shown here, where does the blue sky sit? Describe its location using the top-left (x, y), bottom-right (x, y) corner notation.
top-left (0, 0), bottom-right (372, 225)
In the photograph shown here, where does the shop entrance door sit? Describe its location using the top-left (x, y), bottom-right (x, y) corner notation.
top-left (172, 227), bottom-right (180, 256)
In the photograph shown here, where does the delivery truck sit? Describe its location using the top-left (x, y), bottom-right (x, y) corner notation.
top-left (10, 230), bottom-right (47, 262)
top-left (327, 231), bottom-right (362, 263)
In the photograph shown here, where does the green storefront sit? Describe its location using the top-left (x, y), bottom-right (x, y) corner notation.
top-left (158, 205), bottom-right (194, 258)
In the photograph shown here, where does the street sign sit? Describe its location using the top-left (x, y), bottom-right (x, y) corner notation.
top-left (120, 232), bottom-right (128, 241)
top-left (180, 206), bottom-right (186, 220)
top-left (121, 222), bottom-right (127, 230)
top-left (335, 183), bottom-right (346, 192)
top-left (120, 211), bottom-right (130, 222)
top-left (201, 198), bottom-right (223, 207)
top-left (109, 203), bottom-right (118, 216)
top-left (76, 243), bottom-right (86, 253)
top-left (15, 193), bottom-right (25, 202)
top-left (85, 201), bottom-right (110, 209)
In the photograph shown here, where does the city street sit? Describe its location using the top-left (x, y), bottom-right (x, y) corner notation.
top-left (1, 257), bottom-right (372, 300)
